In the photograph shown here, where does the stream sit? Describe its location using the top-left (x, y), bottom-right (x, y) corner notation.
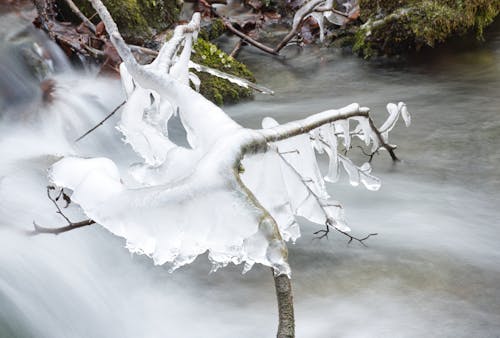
top-left (1, 7), bottom-right (499, 338)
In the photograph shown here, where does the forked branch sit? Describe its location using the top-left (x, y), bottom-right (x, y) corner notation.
top-left (313, 221), bottom-right (378, 246)
top-left (31, 186), bottom-right (95, 235)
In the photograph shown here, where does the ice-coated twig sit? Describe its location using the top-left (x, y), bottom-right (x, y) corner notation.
top-left (189, 61), bottom-right (274, 95)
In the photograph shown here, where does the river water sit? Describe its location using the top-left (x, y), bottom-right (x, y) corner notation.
top-left (1, 8), bottom-right (499, 338)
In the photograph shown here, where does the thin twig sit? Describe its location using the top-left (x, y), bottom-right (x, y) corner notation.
top-left (75, 100), bottom-right (125, 142)
top-left (314, 7), bottom-right (349, 17)
top-left (357, 145), bottom-right (378, 162)
top-left (313, 220), bottom-right (378, 246)
top-left (222, 18), bottom-right (278, 55)
top-left (30, 186), bottom-right (95, 235)
top-left (63, 0), bottom-right (96, 33)
top-left (367, 117), bottom-right (399, 161)
top-left (229, 39), bottom-right (243, 58)
top-left (129, 44), bottom-right (159, 56)
top-left (32, 219), bottom-right (95, 235)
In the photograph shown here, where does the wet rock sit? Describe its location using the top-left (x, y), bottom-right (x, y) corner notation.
top-left (191, 38), bottom-right (255, 106)
top-left (353, 0), bottom-right (500, 57)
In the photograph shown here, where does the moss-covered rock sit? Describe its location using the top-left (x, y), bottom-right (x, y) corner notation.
top-left (198, 18), bottom-right (226, 41)
top-left (354, 0), bottom-right (500, 57)
top-left (70, 0), bottom-right (181, 43)
top-left (191, 39), bottom-right (255, 106)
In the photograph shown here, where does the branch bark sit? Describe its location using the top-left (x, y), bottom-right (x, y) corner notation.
top-left (222, 18), bottom-right (278, 56)
top-left (32, 219), bottom-right (95, 235)
top-left (274, 273), bottom-right (295, 338)
top-left (31, 186), bottom-right (95, 235)
top-left (63, 0), bottom-right (96, 33)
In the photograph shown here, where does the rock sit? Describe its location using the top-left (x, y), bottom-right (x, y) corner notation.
top-left (353, 0), bottom-right (500, 57)
top-left (59, 0), bottom-right (181, 44)
top-left (191, 38), bottom-right (255, 106)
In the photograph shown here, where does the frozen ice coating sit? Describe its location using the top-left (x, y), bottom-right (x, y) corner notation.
top-left (380, 102), bottom-right (411, 142)
top-left (47, 8), bottom-right (410, 275)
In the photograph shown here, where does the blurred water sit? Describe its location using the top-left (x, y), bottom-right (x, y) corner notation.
top-left (1, 9), bottom-right (500, 338)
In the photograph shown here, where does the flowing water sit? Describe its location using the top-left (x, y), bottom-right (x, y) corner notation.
top-left (1, 7), bottom-right (500, 337)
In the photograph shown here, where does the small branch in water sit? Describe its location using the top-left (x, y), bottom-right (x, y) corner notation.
top-left (313, 221), bottom-right (377, 246)
top-left (221, 18), bottom-right (278, 56)
top-left (32, 219), bottom-right (95, 235)
top-left (357, 145), bottom-right (379, 163)
top-left (75, 100), bottom-right (125, 142)
top-left (229, 39), bottom-right (243, 58)
top-left (30, 186), bottom-right (95, 235)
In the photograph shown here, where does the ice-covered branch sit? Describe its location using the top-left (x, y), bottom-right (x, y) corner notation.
top-left (49, 0), bottom-right (410, 279)
top-left (258, 103), bottom-right (368, 142)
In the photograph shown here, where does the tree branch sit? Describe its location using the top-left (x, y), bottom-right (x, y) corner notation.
top-left (273, 0), bottom-right (324, 53)
top-left (32, 219), bottom-right (95, 235)
top-left (258, 103), bottom-right (367, 142)
top-left (75, 100), bottom-right (125, 142)
top-left (63, 0), bottom-right (96, 33)
top-left (368, 117), bottom-right (399, 161)
top-left (30, 186), bottom-right (95, 235)
top-left (313, 222), bottom-right (378, 246)
top-left (221, 18), bottom-right (278, 56)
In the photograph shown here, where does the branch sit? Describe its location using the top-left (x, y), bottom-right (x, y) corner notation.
top-left (259, 103), bottom-right (368, 142)
top-left (274, 0), bottom-right (324, 53)
top-left (32, 219), bottom-right (95, 235)
top-left (368, 117), bottom-right (399, 161)
top-left (259, 104), bottom-right (401, 162)
top-left (313, 222), bottom-right (378, 246)
top-left (277, 151), bottom-right (377, 246)
top-left (88, 0), bottom-right (137, 67)
top-left (30, 186), bottom-right (95, 235)
top-left (229, 39), bottom-right (243, 58)
top-left (75, 100), bottom-right (125, 142)
top-left (221, 18), bottom-right (278, 56)
top-left (63, 0), bottom-right (96, 33)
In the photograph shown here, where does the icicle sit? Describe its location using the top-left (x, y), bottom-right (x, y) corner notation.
top-left (323, 124), bottom-right (340, 183)
top-left (189, 61), bottom-right (274, 95)
top-left (358, 162), bottom-right (382, 191)
top-left (399, 101), bottom-right (411, 127)
top-left (352, 116), bottom-right (372, 146)
top-left (119, 63), bottom-right (134, 98)
top-left (379, 103), bottom-right (400, 141)
top-left (334, 119), bottom-right (351, 149)
top-left (339, 155), bottom-right (360, 186)
top-left (189, 72), bottom-right (201, 92)
top-left (308, 12), bottom-right (326, 42)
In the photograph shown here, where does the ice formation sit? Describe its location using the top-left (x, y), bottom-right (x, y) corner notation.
top-left (48, 5), bottom-right (410, 276)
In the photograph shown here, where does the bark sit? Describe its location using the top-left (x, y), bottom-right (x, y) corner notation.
top-left (274, 272), bottom-right (295, 338)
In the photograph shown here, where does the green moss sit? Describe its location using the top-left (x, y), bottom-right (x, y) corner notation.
top-left (355, 0), bottom-right (500, 57)
top-left (191, 39), bottom-right (255, 106)
top-left (198, 18), bottom-right (226, 41)
top-left (72, 0), bottom-right (180, 43)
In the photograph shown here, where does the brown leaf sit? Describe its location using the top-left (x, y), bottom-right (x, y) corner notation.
top-left (95, 21), bottom-right (105, 37)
